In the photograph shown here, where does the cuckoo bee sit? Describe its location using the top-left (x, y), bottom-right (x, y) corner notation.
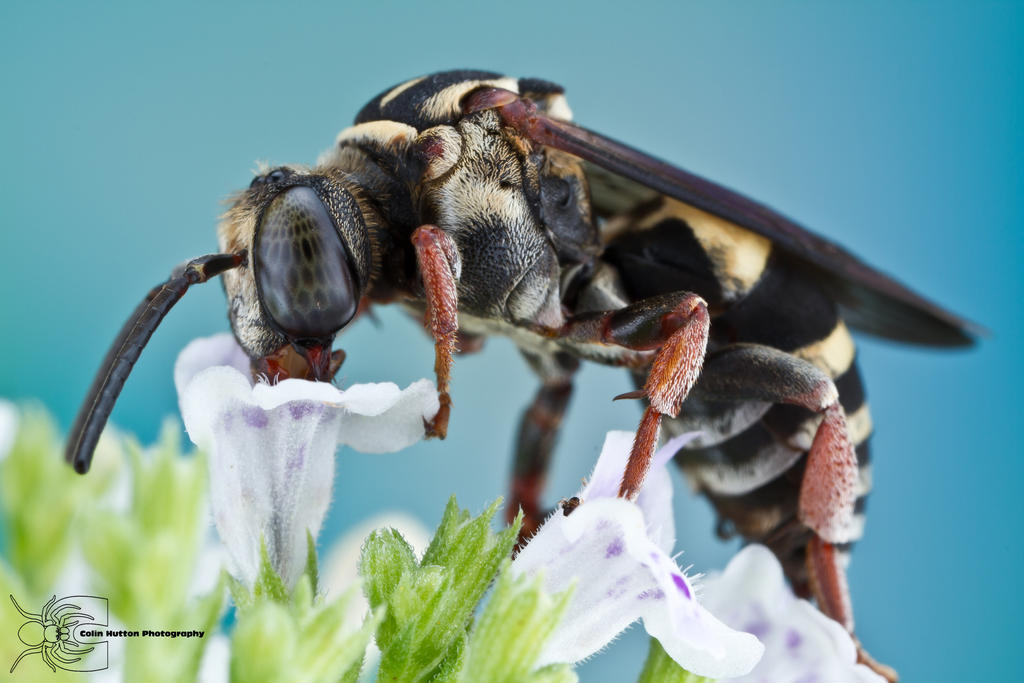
top-left (67, 70), bottom-right (978, 680)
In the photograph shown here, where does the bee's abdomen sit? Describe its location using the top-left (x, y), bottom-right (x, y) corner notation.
top-left (603, 197), bottom-right (773, 311)
top-left (678, 359), bottom-right (872, 594)
top-left (599, 193), bottom-right (875, 590)
top-left (607, 207), bottom-right (876, 590)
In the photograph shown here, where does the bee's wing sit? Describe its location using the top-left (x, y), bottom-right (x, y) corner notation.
top-left (578, 157), bottom-right (985, 347)
top-left (483, 93), bottom-right (982, 347)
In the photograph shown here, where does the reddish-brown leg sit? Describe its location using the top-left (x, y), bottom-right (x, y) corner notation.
top-left (612, 340), bottom-right (893, 678)
top-left (544, 292), bottom-right (710, 500)
top-left (806, 535), bottom-right (854, 632)
top-left (504, 349), bottom-right (579, 549)
top-left (509, 374), bottom-right (576, 544)
top-left (411, 224), bottom-right (460, 438)
top-left (617, 294), bottom-right (710, 499)
top-left (807, 536), bottom-right (899, 682)
top-left (509, 378), bottom-right (577, 540)
top-left (799, 401), bottom-right (859, 543)
top-left (801, 403), bottom-right (896, 681)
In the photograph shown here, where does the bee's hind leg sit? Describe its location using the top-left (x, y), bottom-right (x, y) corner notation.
top-left (807, 536), bottom-right (899, 682)
top-left (674, 343), bottom-right (859, 544)
top-left (776, 363), bottom-right (891, 677)
top-left (683, 343), bottom-right (894, 680)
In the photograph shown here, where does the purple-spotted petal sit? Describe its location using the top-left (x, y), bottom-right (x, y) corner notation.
top-left (175, 334), bottom-right (439, 587)
top-left (701, 545), bottom-right (885, 682)
top-left (512, 498), bottom-right (763, 678)
top-left (579, 430), bottom-right (700, 554)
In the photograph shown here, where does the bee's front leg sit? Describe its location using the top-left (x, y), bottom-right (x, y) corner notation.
top-left (411, 225), bottom-right (461, 438)
top-left (557, 291), bottom-right (711, 500)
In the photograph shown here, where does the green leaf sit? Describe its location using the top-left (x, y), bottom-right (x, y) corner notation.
top-left (0, 408), bottom-right (118, 597)
top-left (1, 560), bottom-right (78, 681)
top-left (526, 664), bottom-right (579, 683)
top-left (305, 529), bottom-right (319, 597)
top-left (368, 498), bottom-right (522, 683)
top-left (297, 600), bottom-right (381, 682)
top-left (80, 424), bottom-right (209, 625)
top-left (420, 496), bottom-right (471, 566)
top-left (226, 570), bottom-right (253, 612)
top-left (121, 581), bottom-right (226, 683)
top-left (251, 536), bottom-right (289, 605)
top-left (636, 637), bottom-right (716, 683)
top-left (230, 585), bottom-right (380, 683)
top-left (360, 526), bottom-right (418, 608)
top-left (360, 525), bottom-right (419, 646)
top-left (376, 567), bottom-right (447, 680)
top-left (457, 563), bottom-right (573, 683)
top-left (230, 532), bottom-right (320, 611)
top-left (180, 575), bottom-right (227, 679)
top-left (129, 420), bottom-right (207, 542)
top-left (428, 631), bottom-right (467, 683)
top-left (230, 601), bottom-right (298, 682)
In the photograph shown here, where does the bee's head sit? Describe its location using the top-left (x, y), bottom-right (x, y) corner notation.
top-left (220, 166), bottom-right (374, 380)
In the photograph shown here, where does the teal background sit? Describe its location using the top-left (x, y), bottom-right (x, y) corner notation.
top-left (2, 1), bottom-right (1021, 680)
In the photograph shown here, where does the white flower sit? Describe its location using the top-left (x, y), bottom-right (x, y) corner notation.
top-left (174, 334), bottom-right (439, 588)
top-left (198, 633), bottom-right (230, 683)
top-left (511, 430), bottom-right (764, 679)
top-left (0, 399), bottom-right (18, 461)
top-left (701, 544), bottom-right (885, 683)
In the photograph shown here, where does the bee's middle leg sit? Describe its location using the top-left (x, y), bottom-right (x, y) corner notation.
top-left (557, 291), bottom-right (710, 500)
top-left (507, 351), bottom-right (579, 545)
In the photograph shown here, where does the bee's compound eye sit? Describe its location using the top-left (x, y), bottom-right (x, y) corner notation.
top-left (254, 186), bottom-right (360, 339)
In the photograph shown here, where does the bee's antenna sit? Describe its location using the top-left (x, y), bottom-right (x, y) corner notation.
top-left (65, 252), bottom-right (245, 474)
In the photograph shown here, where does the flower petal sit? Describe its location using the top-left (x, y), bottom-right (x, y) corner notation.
top-left (175, 334), bottom-right (439, 586)
top-left (335, 379), bottom-right (439, 453)
top-left (701, 545), bottom-right (885, 682)
top-left (174, 333), bottom-right (250, 396)
top-left (196, 375), bottom-right (338, 587)
top-left (636, 431), bottom-right (699, 554)
top-left (580, 430), bottom-right (635, 499)
top-left (513, 498), bottom-right (763, 678)
top-left (176, 334), bottom-right (440, 456)
top-left (0, 399), bottom-right (18, 462)
top-left (580, 430), bottom-right (700, 554)
top-left (198, 633), bottom-right (230, 683)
